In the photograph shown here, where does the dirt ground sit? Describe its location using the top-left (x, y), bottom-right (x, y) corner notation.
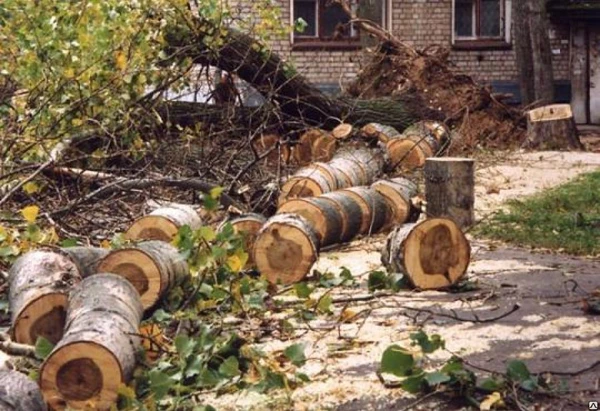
top-left (203, 147), bottom-right (600, 410)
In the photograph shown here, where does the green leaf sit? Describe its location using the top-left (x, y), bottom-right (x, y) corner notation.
top-left (380, 345), bottom-right (415, 377)
top-left (410, 331), bottom-right (445, 353)
top-left (440, 356), bottom-right (464, 374)
top-left (401, 374), bottom-right (426, 393)
top-left (520, 378), bottom-right (538, 392)
top-left (478, 377), bottom-right (505, 392)
top-left (193, 406), bottom-right (216, 411)
top-left (424, 371), bottom-right (451, 386)
top-left (198, 368), bottom-right (222, 388)
top-left (152, 309), bottom-right (171, 322)
top-left (283, 343), bottom-right (306, 367)
top-left (175, 334), bottom-right (197, 359)
top-left (368, 270), bottom-right (387, 291)
top-left (294, 282), bottom-right (312, 299)
top-left (34, 336), bottom-right (54, 360)
top-left (295, 372), bottom-right (310, 382)
top-left (218, 356), bottom-right (240, 378)
top-left (317, 294), bottom-right (333, 314)
top-left (506, 360), bottom-right (531, 382)
top-left (148, 370), bottom-right (174, 399)
top-left (59, 238), bottom-right (79, 247)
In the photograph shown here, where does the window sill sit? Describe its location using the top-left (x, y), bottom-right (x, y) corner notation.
top-left (452, 40), bottom-right (512, 51)
top-left (291, 41), bottom-right (363, 51)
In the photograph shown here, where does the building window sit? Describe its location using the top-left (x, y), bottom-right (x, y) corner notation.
top-left (292, 0), bottom-right (387, 47)
top-left (454, 0), bottom-right (509, 47)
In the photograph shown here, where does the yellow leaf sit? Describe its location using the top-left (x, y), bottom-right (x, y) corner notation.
top-left (71, 118), bottom-right (84, 127)
top-left (339, 308), bottom-right (357, 323)
top-left (226, 254), bottom-right (243, 272)
top-left (117, 383), bottom-right (136, 400)
top-left (480, 392), bottom-right (504, 411)
top-left (21, 205), bottom-right (39, 223)
top-left (100, 239), bottom-right (111, 249)
top-left (22, 181), bottom-right (40, 194)
top-left (64, 68), bottom-right (75, 79)
top-left (114, 51), bottom-right (127, 71)
top-left (44, 227), bottom-right (59, 244)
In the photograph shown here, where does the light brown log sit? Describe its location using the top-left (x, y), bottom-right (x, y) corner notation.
top-left (424, 157), bottom-right (475, 229)
top-left (278, 169), bottom-right (334, 206)
top-left (277, 197), bottom-right (343, 247)
top-left (320, 192), bottom-right (363, 242)
top-left (340, 187), bottom-right (389, 235)
top-left (310, 162), bottom-right (343, 191)
top-left (381, 218), bottom-right (470, 289)
top-left (333, 147), bottom-right (385, 184)
top-left (524, 104), bottom-right (584, 150)
top-left (40, 274), bottom-right (143, 411)
top-left (403, 120), bottom-right (451, 152)
top-left (329, 158), bottom-right (368, 188)
top-left (60, 247), bottom-right (109, 278)
top-left (252, 133), bottom-right (291, 166)
top-left (332, 123), bottom-right (353, 140)
top-left (217, 213), bottom-right (266, 268)
top-left (8, 251), bottom-right (82, 345)
top-left (0, 370), bottom-right (47, 411)
top-left (312, 134), bottom-right (337, 162)
top-left (361, 123), bottom-right (401, 143)
top-left (253, 214), bottom-right (319, 285)
top-left (293, 129), bottom-right (326, 165)
top-left (97, 241), bottom-right (188, 309)
top-left (371, 178), bottom-right (419, 230)
top-left (386, 128), bottom-right (440, 171)
top-left (125, 204), bottom-right (202, 242)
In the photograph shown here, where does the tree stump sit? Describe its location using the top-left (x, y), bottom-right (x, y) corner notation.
top-left (0, 370), bottom-right (47, 411)
top-left (340, 187), bottom-right (389, 235)
top-left (371, 178), bottom-right (419, 230)
top-left (97, 241), bottom-right (188, 309)
top-left (524, 104), bottom-right (584, 150)
top-left (424, 157), bottom-right (475, 229)
top-left (40, 274), bottom-right (143, 410)
top-left (253, 214), bottom-right (319, 284)
top-left (277, 197), bottom-right (344, 247)
top-left (9, 250), bottom-right (82, 345)
top-left (217, 213), bottom-right (266, 268)
top-left (381, 218), bottom-right (470, 289)
top-left (125, 204), bottom-right (202, 241)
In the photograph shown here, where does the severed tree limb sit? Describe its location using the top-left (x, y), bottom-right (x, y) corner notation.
top-left (0, 333), bottom-right (36, 359)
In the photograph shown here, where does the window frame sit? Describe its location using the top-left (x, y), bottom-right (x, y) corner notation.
top-left (290, 0), bottom-right (391, 50)
top-left (452, 0), bottom-right (512, 50)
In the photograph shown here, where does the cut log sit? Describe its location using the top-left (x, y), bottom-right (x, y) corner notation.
top-left (97, 241), bottom-right (188, 309)
top-left (386, 127), bottom-right (440, 172)
top-left (312, 134), bottom-right (337, 162)
top-left (60, 247), bottom-right (109, 278)
top-left (0, 370), bottom-right (47, 411)
top-left (329, 158), bottom-right (368, 188)
top-left (361, 123), bottom-right (402, 143)
top-left (524, 104), bottom-right (584, 150)
top-left (310, 162), bottom-right (343, 191)
top-left (253, 214), bottom-right (319, 285)
top-left (340, 187), bottom-right (389, 235)
top-left (403, 120), bottom-right (451, 152)
top-left (293, 129), bottom-right (326, 165)
top-left (320, 192), bottom-right (363, 242)
top-left (252, 133), bottom-right (291, 165)
top-left (381, 218), bottom-right (470, 289)
top-left (424, 157), bottom-right (475, 229)
top-left (125, 204), bottom-right (202, 242)
top-left (332, 123), bottom-right (353, 140)
top-left (218, 213), bottom-right (267, 268)
top-left (40, 274), bottom-right (143, 410)
top-left (278, 168), bottom-right (334, 206)
top-left (8, 250), bottom-right (82, 345)
top-left (333, 147), bottom-right (385, 183)
top-left (371, 178), bottom-right (419, 230)
top-left (277, 197), bottom-right (343, 247)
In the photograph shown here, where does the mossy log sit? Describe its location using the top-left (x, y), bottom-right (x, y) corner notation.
top-left (40, 274), bottom-right (143, 410)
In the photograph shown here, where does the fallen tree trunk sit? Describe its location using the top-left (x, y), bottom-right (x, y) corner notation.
top-left (165, 25), bottom-right (440, 131)
top-left (320, 191), bottom-right (364, 242)
top-left (340, 187), bottom-right (389, 235)
top-left (40, 274), bottom-right (143, 411)
top-left (371, 178), bottom-right (419, 229)
top-left (0, 370), bottom-right (47, 411)
top-left (218, 213), bottom-right (267, 268)
top-left (278, 197), bottom-right (344, 247)
top-left (381, 218), bottom-right (470, 290)
top-left (9, 250), bottom-right (82, 345)
top-left (98, 241), bottom-right (189, 309)
top-left (253, 214), bottom-right (319, 285)
top-left (125, 204), bottom-right (203, 241)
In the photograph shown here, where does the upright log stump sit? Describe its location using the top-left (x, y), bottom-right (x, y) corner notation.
top-left (9, 250), bottom-right (82, 345)
top-left (98, 241), bottom-right (188, 309)
top-left (371, 178), bottom-right (419, 229)
top-left (381, 218), bottom-right (470, 290)
top-left (253, 214), bottom-right (319, 285)
top-left (0, 370), bottom-right (47, 411)
top-left (218, 213), bottom-right (267, 268)
top-left (125, 204), bottom-right (202, 241)
top-left (524, 104), bottom-right (584, 150)
top-left (40, 274), bottom-right (143, 410)
top-left (424, 157), bottom-right (475, 229)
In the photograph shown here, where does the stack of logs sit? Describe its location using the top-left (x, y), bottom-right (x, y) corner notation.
top-left (1, 119), bottom-right (471, 410)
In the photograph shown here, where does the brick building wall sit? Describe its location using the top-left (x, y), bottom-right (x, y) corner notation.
top-left (241, 0), bottom-right (571, 89)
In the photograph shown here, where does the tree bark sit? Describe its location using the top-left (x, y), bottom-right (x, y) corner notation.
top-left (524, 104), bottom-right (584, 150)
top-left (0, 370), bottom-right (47, 411)
top-left (125, 204), bottom-right (203, 242)
top-left (513, 0), bottom-right (536, 105)
top-left (528, 0), bottom-right (555, 104)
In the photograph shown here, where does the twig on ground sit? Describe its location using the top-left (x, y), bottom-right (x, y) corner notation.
top-left (0, 333), bottom-right (36, 358)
